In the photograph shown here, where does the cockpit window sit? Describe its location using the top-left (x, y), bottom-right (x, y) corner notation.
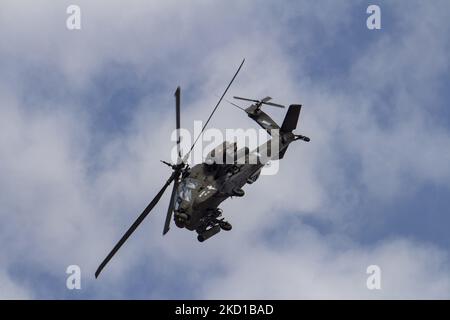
top-left (177, 178), bottom-right (199, 203)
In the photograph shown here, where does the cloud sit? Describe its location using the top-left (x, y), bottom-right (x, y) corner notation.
top-left (0, 269), bottom-right (32, 299)
top-left (0, 0), bottom-right (449, 299)
top-left (201, 224), bottom-right (450, 299)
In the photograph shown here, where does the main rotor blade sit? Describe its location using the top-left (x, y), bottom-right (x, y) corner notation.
top-left (95, 173), bottom-right (176, 278)
top-left (174, 87), bottom-right (181, 161)
top-left (184, 58), bottom-right (245, 161)
top-left (162, 171), bottom-right (180, 235)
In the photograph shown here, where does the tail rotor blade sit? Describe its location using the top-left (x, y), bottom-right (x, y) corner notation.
top-left (95, 173), bottom-right (176, 278)
top-left (234, 96), bottom-right (285, 108)
top-left (214, 94), bottom-right (246, 112)
top-left (233, 96), bottom-right (259, 103)
top-left (225, 99), bottom-right (246, 111)
top-left (262, 101), bottom-right (285, 108)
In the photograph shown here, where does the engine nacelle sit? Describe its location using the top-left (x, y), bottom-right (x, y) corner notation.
top-left (205, 141), bottom-right (237, 165)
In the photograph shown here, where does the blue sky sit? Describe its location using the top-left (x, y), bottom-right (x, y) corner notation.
top-left (1, 0), bottom-right (450, 299)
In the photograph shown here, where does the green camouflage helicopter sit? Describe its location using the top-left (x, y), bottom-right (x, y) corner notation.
top-left (95, 59), bottom-right (310, 278)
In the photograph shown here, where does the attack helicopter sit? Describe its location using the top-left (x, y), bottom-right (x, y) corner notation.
top-left (95, 59), bottom-right (310, 278)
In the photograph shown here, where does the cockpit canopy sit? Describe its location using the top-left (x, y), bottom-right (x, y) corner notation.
top-left (175, 177), bottom-right (199, 209)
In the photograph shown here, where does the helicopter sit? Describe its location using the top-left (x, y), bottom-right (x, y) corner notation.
top-left (95, 59), bottom-right (310, 278)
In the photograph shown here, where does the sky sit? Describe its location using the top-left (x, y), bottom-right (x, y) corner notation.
top-left (0, 0), bottom-right (450, 299)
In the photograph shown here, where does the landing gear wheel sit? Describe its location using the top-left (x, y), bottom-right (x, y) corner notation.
top-left (177, 212), bottom-right (188, 220)
top-left (174, 212), bottom-right (189, 228)
top-left (219, 221), bottom-right (232, 231)
top-left (232, 188), bottom-right (245, 197)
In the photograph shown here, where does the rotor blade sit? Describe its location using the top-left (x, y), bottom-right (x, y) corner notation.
top-left (214, 93), bottom-right (246, 112)
top-left (184, 58), bottom-right (245, 161)
top-left (163, 171), bottom-right (180, 235)
top-left (233, 96), bottom-right (259, 103)
top-left (234, 96), bottom-right (284, 108)
top-left (262, 101), bottom-right (285, 108)
top-left (95, 173), bottom-right (176, 278)
top-left (175, 87), bottom-right (181, 161)
top-left (225, 99), bottom-right (246, 111)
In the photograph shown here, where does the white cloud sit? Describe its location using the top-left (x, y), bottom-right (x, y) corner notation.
top-left (201, 222), bottom-right (450, 299)
top-left (0, 269), bottom-right (32, 299)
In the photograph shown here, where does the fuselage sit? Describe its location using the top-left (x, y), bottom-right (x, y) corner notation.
top-left (172, 103), bottom-right (306, 234)
top-left (174, 162), bottom-right (260, 231)
top-left (173, 133), bottom-right (291, 231)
